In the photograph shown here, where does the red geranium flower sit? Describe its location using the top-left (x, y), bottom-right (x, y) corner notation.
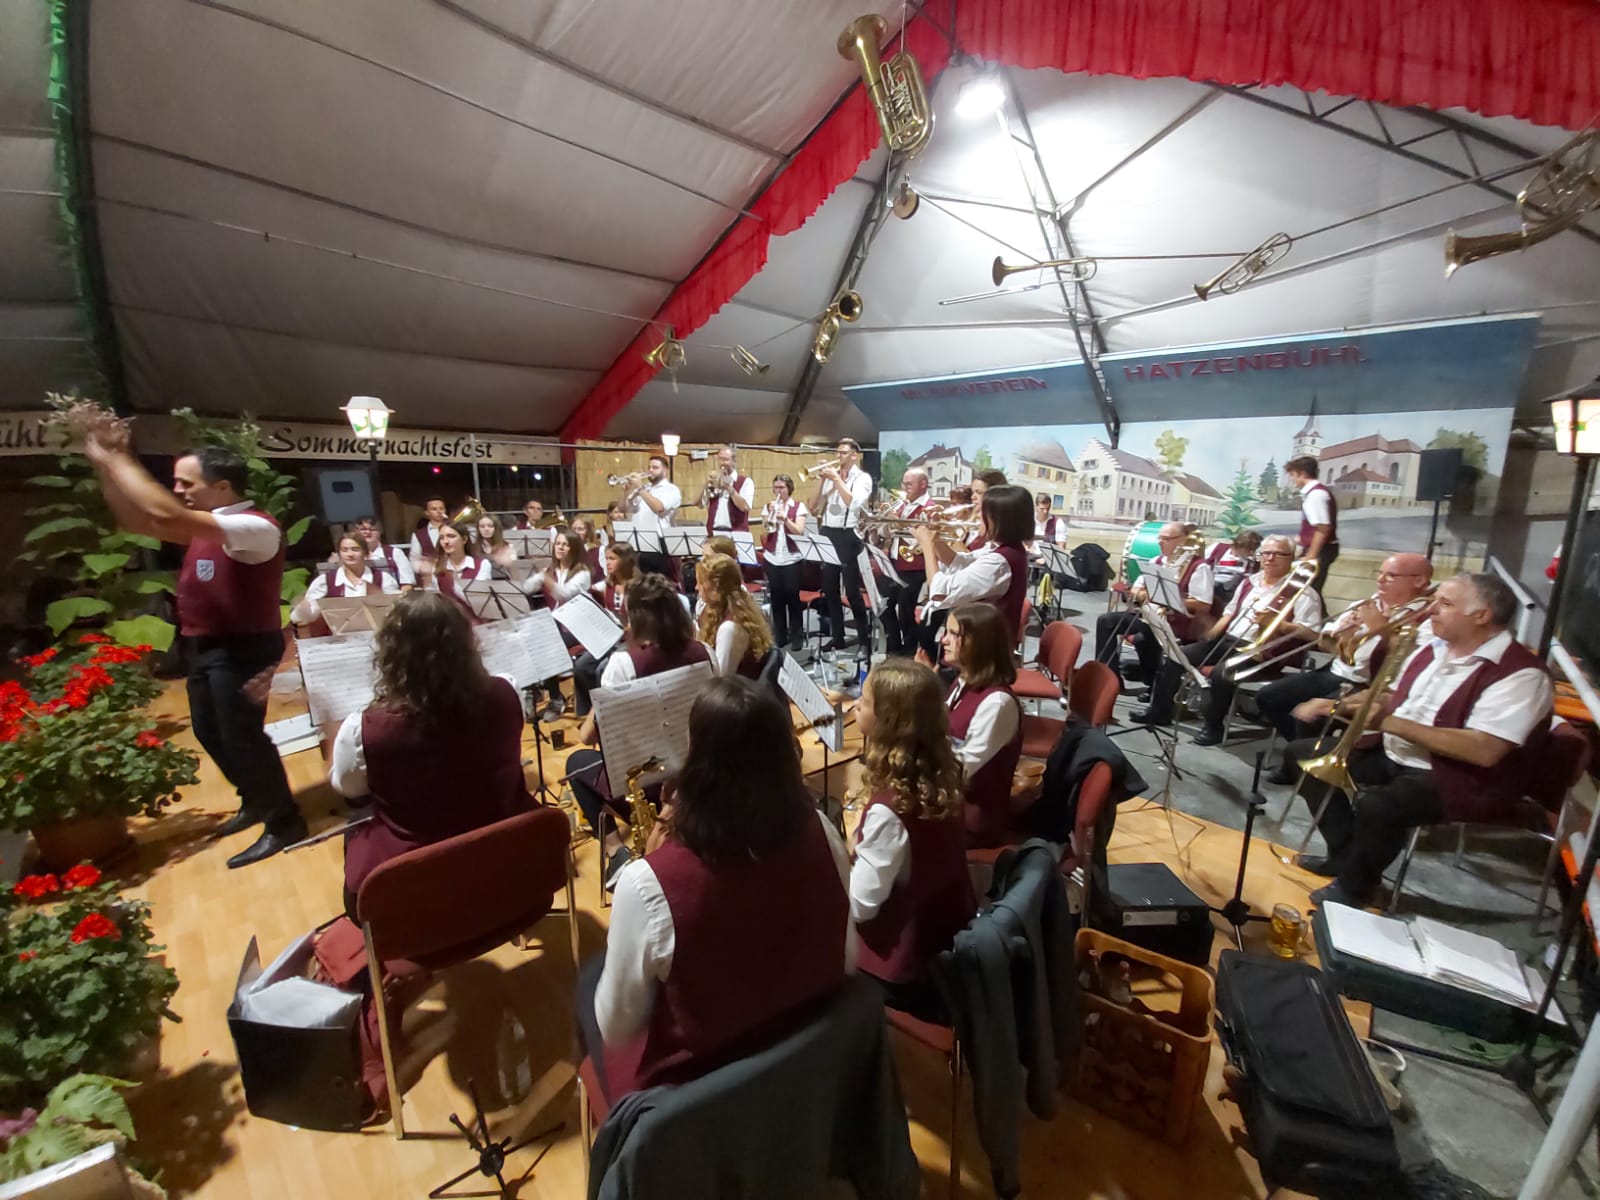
top-left (62, 864), bottom-right (101, 890)
top-left (12, 874), bottom-right (59, 900)
top-left (134, 730), bottom-right (163, 749)
top-left (77, 633), bottom-right (111, 645)
top-left (18, 648), bottom-right (57, 668)
top-left (16, 951), bottom-right (36, 963)
top-left (90, 645), bottom-right (145, 666)
top-left (69, 913), bottom-right (120, 943)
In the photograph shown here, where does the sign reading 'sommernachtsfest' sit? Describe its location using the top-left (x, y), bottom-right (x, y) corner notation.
top-left (0, 412), bottom-right (558, 465)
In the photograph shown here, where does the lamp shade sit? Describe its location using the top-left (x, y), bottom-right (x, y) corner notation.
top-left (342, 395), bottom-right (392, 441)
top-left (660, 432), bottom-right (681, 457)
top-left (1551, 395), bottom-right (1600, 456)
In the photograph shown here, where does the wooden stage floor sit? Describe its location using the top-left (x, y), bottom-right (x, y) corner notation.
top-left (103, 673), bottom-right (1339, 1199)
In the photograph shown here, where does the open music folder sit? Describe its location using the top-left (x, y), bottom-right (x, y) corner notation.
top-left (777, 651), bottom-right (844, 752)
top-left (553, 593), bottom-right (625, 657)
top-left (590, 661), bottom-right (713, 797)
top-left (296, 632), bottom-right (379, 731)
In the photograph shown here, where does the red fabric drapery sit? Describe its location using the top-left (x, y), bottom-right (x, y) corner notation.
top-left (561, 0), bottom-right (1600, 441)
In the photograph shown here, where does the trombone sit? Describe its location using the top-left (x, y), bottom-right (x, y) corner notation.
top-left (1299, 624), bottom-right (1421, 796)
top-left (991, 255), bottom-right (1099, 286)
top-left (1220, 561), bottom-right (1320, 680)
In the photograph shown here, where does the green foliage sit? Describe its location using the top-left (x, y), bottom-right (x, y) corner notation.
top-left (104, 616), bottom-right (176, 652)
top-left (1217, 460), bottom-right (1264, 538)
top-left (1154, 429), bottom-right (1188, 472)
top-left (1427, 428), bottom-right (1489, 472)
top-left (878, 449), bottom-right (909, 492)
top-left (168, 407), bottom-right (308, 545)
top-left (0, 865), bottom-right (180, 1114)
top-left (973, 445), bottom-right (994, 471)
top-left (0, 1075), bottom-right (142, 1183)
top-left (1257, 458), bottom-right (1280, 503)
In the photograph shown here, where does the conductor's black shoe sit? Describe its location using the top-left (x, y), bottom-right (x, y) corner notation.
top-left (226, 821), bottom-right (307, 869)
top-left (213, 809), bottom-right (261, 839)
top-left (1309, 881), bottom-right (1369, 909)
top-left (1192, 727), bottom-right (1224, 747)
top-left (1268, 759), bottom-right (1300, 785)
top-left (1296, 854), bottom-right (1341, 878)
top-left (1128, 708), bottom-right (1171, 727)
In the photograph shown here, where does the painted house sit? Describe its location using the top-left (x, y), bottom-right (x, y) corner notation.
top-left (1168, 471), bottom-right (1225, 528)
top-left (1331, 465), bottom-right (1406, 508)
top-left (907, 443), bottom-right (974, 500)
top-left (1319, 433), bottom-right (1424, 502)
top-left (1011, 439), bottom-right (1076, 514)
top-left (1074, 438), bottom-right (1172, 524)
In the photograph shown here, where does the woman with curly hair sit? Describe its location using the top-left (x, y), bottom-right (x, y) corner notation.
top-left (695, 552), bottom-right (773, 677)
top-left (330, 590), bottom-right (531, 915)
top-left (851, 657), bottom-right (975, 1017)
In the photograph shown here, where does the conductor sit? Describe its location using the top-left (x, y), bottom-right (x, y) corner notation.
top-left (78, 409), bottom-right (307, 867)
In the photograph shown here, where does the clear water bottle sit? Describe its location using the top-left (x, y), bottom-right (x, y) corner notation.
top-left (494, 1006), bottom-right (532, 1103)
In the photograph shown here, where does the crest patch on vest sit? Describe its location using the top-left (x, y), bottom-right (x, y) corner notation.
top-left (195, 559), bottom-right (216, 582)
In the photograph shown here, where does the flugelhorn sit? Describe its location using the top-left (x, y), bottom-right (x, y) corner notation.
top-left (731, 344), bottom-right (769, 375)
top-left (1445, 127), bottom-right (1600, 277)
top-left (991, 255), bottom-right (1098, 287)
top-left (811, 290), bottom-right (863, 364)
top-left (798, 458), bottom-right (842, 483)
top-left (1193, 232), bottom-right (1292, 300)
top-left (838, 14), bottom-right (933, 159)
top-left (1335, 587), bottom-right (1436, 666)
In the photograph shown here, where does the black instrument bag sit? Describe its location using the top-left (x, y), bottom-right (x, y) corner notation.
top-left (1215, 950), bottom-right (1403, 1198)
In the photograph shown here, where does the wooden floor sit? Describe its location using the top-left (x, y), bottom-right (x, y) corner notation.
top-left (100, 664), bottom-right (1344, 1199)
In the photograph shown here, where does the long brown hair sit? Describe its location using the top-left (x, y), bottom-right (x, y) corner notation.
top-left (672, 677), bottom-right (812, 865)
top-left (432, 522), bottom-right (474, 573)
top-left (606, 541), bottom-right (638, 586)
top-left (695, 553), bottom-right (772, 659)
top-left (949, 603), bottom-right (1017, 689)
top-left (625, 573), bottom-right (694, 657)
top-left (551, 528), bottom-right (586, 575)
top-left (372, 591), bottom-right (493, 720)
top-left (860, 659), bottom-right (964, 821)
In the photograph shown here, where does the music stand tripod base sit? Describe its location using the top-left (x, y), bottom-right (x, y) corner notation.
top-left (1209, 752), bottom-right (1273, 950)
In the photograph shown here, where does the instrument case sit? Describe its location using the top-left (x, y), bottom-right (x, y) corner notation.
top-left (1089, 862), bottom-right (1214, 967)
top-left (1215, 951), bottom-right (1403, 1199)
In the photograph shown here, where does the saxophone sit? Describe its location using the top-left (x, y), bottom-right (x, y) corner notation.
top-left (624, 756), bottom-right (664, 860)
top-left (1298, 623), bottom-right (1420, 796)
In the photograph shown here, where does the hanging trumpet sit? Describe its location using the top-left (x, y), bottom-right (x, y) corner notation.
top-left (1193, 232), bottom-right (1292, 300)
top-left (811, 290), bottom-right (863, 364)
top-left (991, 255), bottom-right (1099, 287)
top-left (731, 344), bottom-right (769, 375)
top-left (838, 14), bottom-right (933, 159)
top-left (1444, 127), bottom-right (1600, 277)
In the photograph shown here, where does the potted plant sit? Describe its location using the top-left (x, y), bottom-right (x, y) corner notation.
top-left (0, 864), bottom-right (180, 1108)
top-left (0, 637), bottom-right (199, 867)
top-left (0, 1074), bottom-right (165, 1197)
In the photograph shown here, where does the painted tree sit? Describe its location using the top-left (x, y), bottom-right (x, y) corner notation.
top-left (1154, 429), bottom-right (1188, 472)
top-left (1217, 459), bottom-right (1263, 537)
top-left (1428, 429), bottom-right (1489, 472)
top-left (1257, 457), bottom-right (1280, 503)
top-left (973, 445), bottom-right (994, 471)
top-left (879, 448), bottom-right (909, 491)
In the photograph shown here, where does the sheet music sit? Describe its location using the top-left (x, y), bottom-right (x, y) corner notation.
top-left (516, 608), bottom-right (578, 681)
top-left (1037, 542), bottom-right (1078, 580)
top-left (662, 530), bottom-right (703, 558)
top-left (297, 632), bottom-right (378, 730)
top-left (863, 542), bottom-right (905, 588)
top-left (506, 529), bottom-right (552, 559)
top-left (730, 531), bottom-right (759, 566)
top-left (1142, 564), bottom-right (1187, 612)
top-left (778, 651), bottom-right (844, 752)
top-left (613, 521), bottom-right (664, 554)
top-left (464, 579), bottom-right (531, 621)
top-left (1140, 604), bottom-right (1207, 689)
top-left (794, 533), bottom-right (841, 565)
top-left (474, 620), bottom-right (539, 689)
top-left (591, 662), bottom-right (713, 796)
top-left (553, 592), bottom-right (625, 657)
top-left (858, 548), bottom-right (887, 614)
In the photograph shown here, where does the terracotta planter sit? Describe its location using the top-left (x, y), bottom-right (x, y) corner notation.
top-left (30, 813), bottom-right (134, 871)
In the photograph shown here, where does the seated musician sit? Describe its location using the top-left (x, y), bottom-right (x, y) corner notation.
top-left (696, 552), bottom-right (773, 678)
top-left (1285, 573), bottom-right (1552, 908)
top-left (761, 473), bottom-right (810, 654)
top-left (572, 541), bottom-right (638, 720)
top-left (566, 574), bottom-right (711, 883)
top-left (851, 658), bottom-right (976, 1019)
top-left (292, 533), bottom-right (401, 636)
top-left (914, 483), bottom-right (1033, 660)
top-left (599, 500), bottom-right (626, 550)
top-left (409, 496), bottom-right (451, 578)
top-left (1093, 522), bottom-right (1214, 688)
top-left (350, 515), bottom-right (415, 590)
top-left (578, 677), bottom-right (853, 1103)
top-left (1132, 535), bottom-right (1323, 743)
top-left (473, 513), bottom-right (517, 576)
top-left (523, 529), bottom-right (593, 721)
top-left (516, 499), bottom-right (544, 531)
top-left (1031, 493), bottom-right (1064, 549)
top-left (1257, 552), bottom-right (1433, 783)
top-left (330, 591), bottom-right (532, 918)
top-left (422, 523), bottom-right (491, 620)
top-left (942, 603), bottom-right (1024, 846)
top-left (1205, 529), bottom-right (1261, 608)
top-left (569, 514), bottom-right (603, 577)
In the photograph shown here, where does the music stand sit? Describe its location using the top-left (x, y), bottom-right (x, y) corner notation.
top-left (1037, 542), bottom-right (1077, 582)
top-left (320, 594), bottom-right (398, 634)
top-left (729, 531), bottom-right (760, 567)
top-left (613, 521), bottom-right (665, 557)
top-left (506, 528), bottom-right (550, 559)
top-left (1141, 564), bottom-right (1187, 613)
top-left (661, 530), bottom-right (703, 559)
top-left (863, 542), bottom-right (905, 589)
top-left (1134, 604), bottom-right (1208, 855)
top-left (794, 534), bottom-right (844, 662)
top-left (464, 580), bottom-right (532, 623)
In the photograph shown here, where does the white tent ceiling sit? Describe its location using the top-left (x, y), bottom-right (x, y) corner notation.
top-left (5, 1), bottom-right (1600, 442)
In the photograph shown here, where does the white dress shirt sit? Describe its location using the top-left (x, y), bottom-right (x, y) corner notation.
top-left (926, 545), bottom-right (1015, 616)
top-left (707, 475), bottom-right (756, 531)
top-left (1383, 630), bottom-right (1553, 770)
top-left (629, 480), bottom-right (682, 533)
top-left (1032, 519), bottom-right (1065, 545)
top-left (424, 555), bottom-right (490, 592)
top-left (850, 803), bottom-right (911, 923)
top-left (947, 681), bottom-right (1021, 776)
top-left (408, 522), bottom-right (449, 569)
top-left (370, 544), bottom-right (416, 586)
top-left (1149, 554), bottom-right (1215, 608)
top-left (291, 566), bottom-right (400, 625)
top-left (819, 466), bottom-right (873, 529)
top-left (762, 502), bottom-right (809, 567)
top-left (709, 620), bottom-right (750, 676)
top-left (1207, 543), bottom-right (1250, 591)
top-left (209, 500), bottom-right (281, 563)
top-left (1220, 571), bottom-right (1324, 640)
top-left (594, 810), bottom-right (857, 1045)
top-left (1324, 599), bottom-right (1433, 684)
top-left (1300, 479), bottom-right (1334, 528)
top-left (523, 565), bottom-right (592, 605)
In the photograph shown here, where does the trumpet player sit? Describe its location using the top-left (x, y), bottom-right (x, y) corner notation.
top-left (914, 485), bottom-right (1033, 660)
top-left (1132, 535), bottom-right (1322, 742)
top-left (621, 453), bottom-right (681, 578)
top-left (700, 444), bottom-right (754, 536)
top-left (1256, 552), bottom-right (1433, 783)
top-left (408, 496), bottom-right (451, 578)
top-left (1093, 522), bottom-right (1215, 688)
top-left (812, 438), bottom-right (874, 654)
top-left (881, 468), bottom-right (937, 658)
top-left (761, 475), bottom-right (809, 652)
top-left (1285, 573), bottom-right (1551, 909)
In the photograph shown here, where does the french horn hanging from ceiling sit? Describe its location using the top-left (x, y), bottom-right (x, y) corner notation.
top-left (1444, 127), bottom-right (1600, 276)
top-left (838, 14), bottom-right (933, 160)
top-left (643, 327), bottom-right (686, 391)
top-left (812, 290), bottom-right (864, 364)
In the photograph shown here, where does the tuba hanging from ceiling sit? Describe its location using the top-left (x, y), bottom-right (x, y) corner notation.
top-left (811, 290), bottom-right (864, 364)
top-left (1444, 128), bottom-right (1600, 277)
top-left (838, 14), bottom-right (933, 160)
top-left (1193, 233), bottom-right (1293, 300)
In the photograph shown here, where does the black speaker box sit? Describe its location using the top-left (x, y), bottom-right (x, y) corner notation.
top-left (1415, 447), bottom-right (1464, 502)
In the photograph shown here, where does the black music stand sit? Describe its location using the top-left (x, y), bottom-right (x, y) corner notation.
top-left (428, 1079), bottom-right (562, 1199)
top-left (1209, 752), bottom-right (1273, 950)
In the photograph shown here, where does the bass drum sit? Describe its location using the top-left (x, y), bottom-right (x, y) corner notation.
top-left (1121, 520), bottom-right (1165, 585)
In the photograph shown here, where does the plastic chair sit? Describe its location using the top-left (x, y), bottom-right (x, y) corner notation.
top-left (1013, 621), bottom-right (1083, 710)
top-left (358, 806), bottom-right (578, 1139)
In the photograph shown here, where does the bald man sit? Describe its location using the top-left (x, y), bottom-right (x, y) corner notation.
top-left (1258, 551), bottom-right (1434, 783)
top-left (879, 467), bottom-right (937, 657)
top-left (1093, 521), bottom-right (1214, 686)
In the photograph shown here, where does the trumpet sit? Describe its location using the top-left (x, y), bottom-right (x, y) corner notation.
top-left (798, 458), bottom-right (842, 483)
top-left (1194, 232), bottom-right (1292, 300)
top-left (623, 755), bottom-right (664, 860)
top-left (608, 472), bottom-right (643, 488)
top-left (1335, 587), bottom-right (1436, 666)
top-left (991, 255), bottom-right (1099, 287)
top-left (1222, 561), bottom-right (1320, 681)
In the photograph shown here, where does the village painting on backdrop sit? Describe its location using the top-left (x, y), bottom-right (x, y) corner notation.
top-left (858, 316), bottom-right (1539, 561)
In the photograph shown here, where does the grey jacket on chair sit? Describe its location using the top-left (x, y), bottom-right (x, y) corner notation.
top-left (587, 974), bottom-right (920, 1200)
top-left (932, 839), bottom-right (1080, 1198)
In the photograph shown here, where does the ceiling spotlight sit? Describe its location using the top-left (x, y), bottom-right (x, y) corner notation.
top-left (955, 74), bottom-right (1005, 119)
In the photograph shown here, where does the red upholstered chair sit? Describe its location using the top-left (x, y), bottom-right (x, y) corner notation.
top-left (1018, 659), bottom-right (1120, 760)
top-left (884, 1008), bottom-right (965, 1200)
top-left (1013, 621), bottom-right (1083, 711)
top-left (1059, 761), bottom-right (1114, 881)
top-left (358, 806), bottom-right (579, 1138)
top-left (1015, 599), bottom-right (1033, 654)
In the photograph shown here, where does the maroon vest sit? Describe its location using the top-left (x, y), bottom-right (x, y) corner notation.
top-left (414, 522), bottom-right (442, 558)
top-left (626, 638), bottom-right (712, 677)
top-left (854, 793), bottom-right (975, 984)
top-left (585, 544), bottom-right (603, 579)
top-left (1384, 638), bottom-right (1550, 823)
top-left (606, 816), bottom-right (848, 1094)
top-left (603, 580), bottom-right (629, 623)
top-left (705, 474), bottom-right (751, 534)
top-left (761, 500), bottom-right (801, 555)
top-left (177, 510), bottom-right (284, 638)
top-left (1036, 517), bottom-right (1058, 544)
top-left (948, 683), bottom-right (1023, 844)
top-left (1299, 483), bottom-right (1338, 549)
top-left (993, 542), bottom-right (1029, 646)
top-left (895, 496), bottom-right (936, 573)
top-left (327, 566), bottom-right (387, 598)
top-left (1158, 553), bottom-right (1204, 641)
top-left (346, 678), bottom-right (531, 899)
top-left (435, 557), bottom-right (483, 621)
top-left (367, 542), bottom-right (404, 578)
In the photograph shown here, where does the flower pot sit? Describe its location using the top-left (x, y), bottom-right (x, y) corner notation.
top-left (30, 814), bottom-right (134, 871)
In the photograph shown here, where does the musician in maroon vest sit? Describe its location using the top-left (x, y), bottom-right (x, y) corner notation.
top-left (350, 516), bottom-right (416, 590)
top-left (566, 574), bottom-right (712, 883)
top-left (578, 676), bottom-right (853, 1103)
top-left (1285, 573), bottom-right (1553, 908)
top-left (1284, 456), bottom-right (1339, 594)
top-left (852, 659), bottom-right (976, 1017)
top-left (878, 467), bottom-right (936, 658)
top-left (942, 604), bottom-right (1024, 846)
top-left (79, 416), bottom-right (306, 867)
top-left (292, 534), bottom-right (401, 638)
top-left (700, 444), bottom-right (754, 537)
top-left (914, 484), bottom-right (1033, 662)
top-left (572, 543), bottom-right (638, 722)
top-left (330, 591), bottom-right (532, 914)
top-left (760, 474), bottom-right (810, 653)
top-left (695, 553), bottom-right (772, 678)
top-left (515, 498), bottom-right (544, 531)
top-left (1093, 522), bottom-right (1215, 688)
top-left (408, 497), bottom-right (450, 581)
